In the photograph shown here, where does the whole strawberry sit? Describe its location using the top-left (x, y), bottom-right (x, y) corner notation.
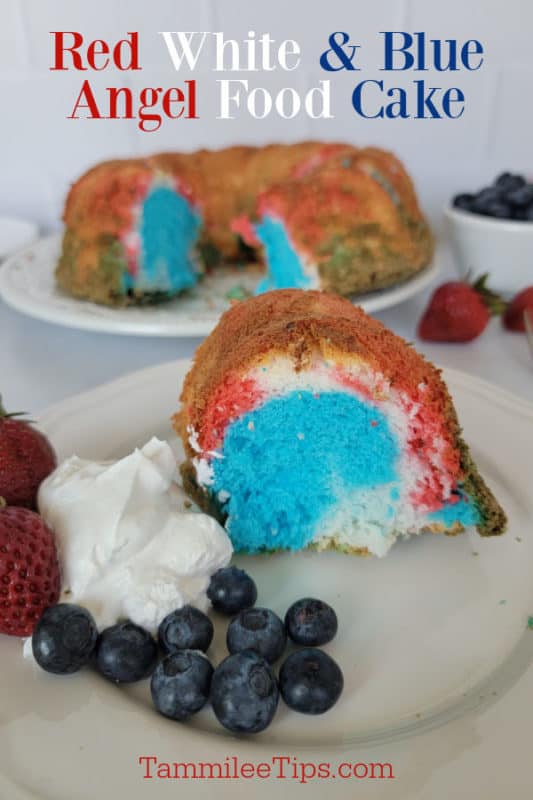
top-left (0, 503), bottom-right (60, 636)
top-left (418, 274), bottom-right (505, 343)
top-left (503, 287), bottom-right (533, 332)
top-left (0, 398), bottom-right (57, 509)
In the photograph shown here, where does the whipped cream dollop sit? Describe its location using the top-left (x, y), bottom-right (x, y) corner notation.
top-left (37, 438), bottom-right (232, 633)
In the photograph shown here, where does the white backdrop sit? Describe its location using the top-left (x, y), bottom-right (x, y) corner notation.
top-left (0, 0), bottom-right (531, 231)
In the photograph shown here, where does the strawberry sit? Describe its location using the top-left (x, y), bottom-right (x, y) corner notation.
top-left (502, 287), bottom-right (533, 332)
top-left (0, 398), bottom-right (57, 510)
top-left (418, 274), bottom-right (505, 343)
top-left (0, 502), bottom-right (60, 636)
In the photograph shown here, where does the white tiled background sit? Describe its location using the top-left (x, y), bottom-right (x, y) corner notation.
top-left (0, 0), bottom-right (531, 231)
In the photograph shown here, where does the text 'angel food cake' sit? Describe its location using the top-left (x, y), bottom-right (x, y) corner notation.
top-left (57, 142), bottom-right (433, 305)
top-left (175, 290), bottom-right (506, 557)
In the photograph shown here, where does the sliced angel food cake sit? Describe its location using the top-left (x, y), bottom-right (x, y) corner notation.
top-left (174, 290), bottom-right (506, 556)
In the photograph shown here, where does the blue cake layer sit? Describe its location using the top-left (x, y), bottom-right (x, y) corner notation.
top-left (428, 495), bottom-right (479, 527)
top-left (123, 186), bottom-right (201, 294)
top-left (211, 390), bottom-right (399, 552)
top-left (210, 389), bottom-right (480, 553)
top-left (255, 215), bottom-right (312, 294)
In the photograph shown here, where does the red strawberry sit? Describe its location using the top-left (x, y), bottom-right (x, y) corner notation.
top-left (418, 274), bottom-right (505, 343)
top-left (0, 503), bottom-right (60, 636)
top-left (0, 398), bottom-right (57, 510)
top-left (503, 287), bottom-right (533, 332)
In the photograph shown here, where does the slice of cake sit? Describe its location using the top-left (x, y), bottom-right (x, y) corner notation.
top-left (174, 290), bottom-right (506, 557)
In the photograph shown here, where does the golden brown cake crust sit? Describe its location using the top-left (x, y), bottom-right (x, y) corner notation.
top-left (175, 290), bottom-right (506, 538)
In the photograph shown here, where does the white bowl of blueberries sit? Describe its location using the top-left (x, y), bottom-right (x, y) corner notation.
top-left (446, 172), bottom-right (533, 293)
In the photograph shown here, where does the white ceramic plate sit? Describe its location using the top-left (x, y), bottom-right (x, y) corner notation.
top-left (0, 234), bottom-right (439, 337)
top-left (0, 216), bottom-right (38, 261)
top-left (1, 361), bottom-right (532, 800)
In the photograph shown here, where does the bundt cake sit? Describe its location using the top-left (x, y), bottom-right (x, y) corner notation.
top-left (57, 143), bottom-right (433, 306)
top-left (174, 289), bottom-right (506, 557)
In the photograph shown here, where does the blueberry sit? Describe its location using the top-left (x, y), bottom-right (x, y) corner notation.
top-left (495, 172), bottom-right (526, 193)
top-left (513, 203), bottom-right (533, 221)
top-left (452, 193), bottom-right (475, 211)
top-left (479, 201), bottom-right (512, 219)
top-left (95, 621), bottom-right (158, 683)
top-left (210, 650), bottom-right (279, 733)
top-left (279, 648), bottom-right (344, 715)
top-left (470, 188), bottom-right (504, 216)
top-left (506, 184), bottom-right (533, 208)
top-left (474, 186), bottom-right (502, 204)
top-left (151, 650), bottom-right (213, 720)
top-left (226, 607), bottom-right (287, 663)
top-left (207, 566), bottom-right (257, 615)
top-left (158, 605), bottom-right (213, 654)
top-left (31, 603), bottom-right (98, 675)
top-left (285, 598), bottom-right (338, 646)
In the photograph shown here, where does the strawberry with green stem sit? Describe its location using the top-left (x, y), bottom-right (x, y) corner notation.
top-left (0, 397), bottom-right (57, 509)
top-left (418, 274), bottom-right (506, 343)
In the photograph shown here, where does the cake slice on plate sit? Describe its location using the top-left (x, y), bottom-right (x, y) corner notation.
top-left (174, 290), bottom-right (506, 556)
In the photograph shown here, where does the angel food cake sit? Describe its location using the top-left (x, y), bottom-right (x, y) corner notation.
top-left (175, 290), bottom-right (506, 557)
top-left (242, 147), bottom-right (433, 296)
top-left (57, 143), bottom-right (433, 305)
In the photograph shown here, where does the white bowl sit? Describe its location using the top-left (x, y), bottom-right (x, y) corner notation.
top-left (445, 205), bottom-right (533, 294)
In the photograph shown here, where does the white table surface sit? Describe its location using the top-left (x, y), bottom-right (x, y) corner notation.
top-left (1, 240), bottom-right (532, 416)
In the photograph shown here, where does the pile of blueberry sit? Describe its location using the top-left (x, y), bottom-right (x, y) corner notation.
top-left (453, 173), bottom-right (533, 221)
top-left (31, 566), bottom-right (343, 734)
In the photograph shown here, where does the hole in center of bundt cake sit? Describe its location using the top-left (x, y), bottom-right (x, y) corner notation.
top-left (123, 185), bottom-right (201, 295)
top-left (211, 390), bottom-right (399, 553)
